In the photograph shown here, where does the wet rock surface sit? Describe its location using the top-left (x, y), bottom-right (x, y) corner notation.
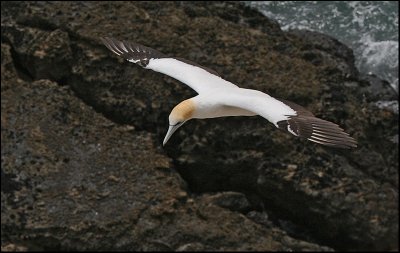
top-left (1, 1), bottom-right (398, 251)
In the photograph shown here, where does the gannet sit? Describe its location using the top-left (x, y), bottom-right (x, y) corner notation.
top-left (101, 37), bottom-right (357, 149)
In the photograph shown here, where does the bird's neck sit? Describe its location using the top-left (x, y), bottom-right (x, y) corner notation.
top-left (191, 96), bottom-right (256, 119)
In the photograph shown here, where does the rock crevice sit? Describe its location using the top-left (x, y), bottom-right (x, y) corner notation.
top-left (1, 2), bottom-right (398, 251)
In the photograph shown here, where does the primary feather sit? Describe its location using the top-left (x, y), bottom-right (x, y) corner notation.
top-left (101, 37), bottom-right (357, 149)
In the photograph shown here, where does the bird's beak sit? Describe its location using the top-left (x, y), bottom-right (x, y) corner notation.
top-left (163, 123), bottom-right (183, 146)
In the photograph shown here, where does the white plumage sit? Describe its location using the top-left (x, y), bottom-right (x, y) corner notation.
top-left (101, 37), bottom-right (357, 149)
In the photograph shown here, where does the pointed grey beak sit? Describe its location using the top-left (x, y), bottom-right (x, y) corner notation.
top-left (163, 124), bottom-right (182, 146)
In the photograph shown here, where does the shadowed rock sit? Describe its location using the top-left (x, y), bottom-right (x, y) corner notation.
top-left (1, 1), bottom-right (398, 251)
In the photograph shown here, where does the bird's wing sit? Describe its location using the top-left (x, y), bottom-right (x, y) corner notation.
top-left (101, 37), bottom-right (238, 94)
top-left (215, 89), bottom-right (357, 149)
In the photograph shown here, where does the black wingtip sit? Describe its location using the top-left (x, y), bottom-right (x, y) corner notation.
top-left (278, 115), bottom-right (358, 149)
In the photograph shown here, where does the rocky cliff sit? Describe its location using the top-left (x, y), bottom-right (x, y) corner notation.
top-left (1, 2), bottom-right (398, 251)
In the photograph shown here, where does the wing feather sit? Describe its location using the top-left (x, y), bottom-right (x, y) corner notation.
top-left (101, 37), bottom-right (238, 94)
top-left (215, 89), bottom-right (357, 149)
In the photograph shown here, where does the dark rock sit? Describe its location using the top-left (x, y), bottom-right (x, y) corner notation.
top-left (246, 211), bottom-right (273, 228)
top-left (2, 24), bottom-right (72, 82)
top-left (280, 235), bottom-right (334, 252)
top-left (358, 73), bottom-right (398, 102)
top-left (200, 191), bottom-right (251, 213)
top-left (1, 243), bottom-right (28, 252)
top-left (1, 54), bottom-right (311, 251)
top-left (1, 1), bottom-right (398, 251)
top-left (1, 43), bottom-right (19, 89)
top-left (176, 242), bottom-right (205, 251)
top-left (287, 29), bottom-right (359, 78)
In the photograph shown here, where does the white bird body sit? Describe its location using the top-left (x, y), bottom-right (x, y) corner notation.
top-left (101, 37), bottom-right (357, 149)
top-left (148, 58), bottom-right (295, 123)
top-left (146, 58), bottom-right (239, 93)
top-left (191, 95), bottom-right (257, 119)
top-left (189, 89), bottom-right (293, 124)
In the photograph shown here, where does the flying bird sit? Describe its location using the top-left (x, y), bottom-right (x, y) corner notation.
top-left (101, 37), bottom-right (357, 149)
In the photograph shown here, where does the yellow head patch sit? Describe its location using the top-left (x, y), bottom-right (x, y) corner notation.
top-left (171, 99), bottom-right (195, 122)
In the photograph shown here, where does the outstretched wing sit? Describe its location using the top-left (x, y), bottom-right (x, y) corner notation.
top-left (101, 37), bottom-right (238, 94)
top-left (216, 89), bottom-right (357, 149)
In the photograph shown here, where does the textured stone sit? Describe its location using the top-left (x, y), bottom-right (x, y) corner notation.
top-left (1, 1), bottom-right (397, 251)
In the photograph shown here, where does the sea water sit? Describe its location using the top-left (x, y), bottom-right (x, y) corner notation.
top-left (245, 1), bottom-right (399, 94)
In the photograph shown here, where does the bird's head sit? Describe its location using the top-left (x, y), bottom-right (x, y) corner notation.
top-left (163, 99), bottom-right (195, 146)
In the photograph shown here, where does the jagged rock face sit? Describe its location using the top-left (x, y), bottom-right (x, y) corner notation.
top-left (1, 2), bottom-right (398, 251)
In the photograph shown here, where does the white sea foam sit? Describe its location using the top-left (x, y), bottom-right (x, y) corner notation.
top-left (245, 1), bottom-right (399, 93)
top-left (374, 100), bottom-right (399, 114)
top-left (358, 35), bottom-right (399, 92)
